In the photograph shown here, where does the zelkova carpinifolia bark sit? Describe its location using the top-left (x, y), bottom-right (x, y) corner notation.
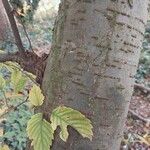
top-left (41, 0), bottom-right (148, 150)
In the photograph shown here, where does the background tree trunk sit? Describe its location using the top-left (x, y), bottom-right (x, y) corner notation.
top-left (41, 0), bottom-right (149, 150)
top-left (0, 0), bottom-right (11, 41)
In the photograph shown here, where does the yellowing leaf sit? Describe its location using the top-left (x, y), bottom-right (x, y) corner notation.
top-left (27, 113), bottom-right (54, 150)
top-left (29, 85), bottom-right (44, 106)
top-left (0, 145), bottom-right (10, 150)
top-left (4, 62), bottom-right (36, 81)
top-left (0, 75), bottom-right (6, 90)
top-left (4, 62), bottom-right (20, 72)
top-left (11, 69), bottom-right (27, 93)
top-left (137, 134), bottom-right (150, 146)
top-left (144, 134), bottom-right (150, 145)
top-left (51, 106), bottom-right (93, 142)
top-left (5, 61), bottom-right (20, 68)
top-left (25, 72), bottom-right (36, 79)
top-left (5, 92), bottom-right (23, 99)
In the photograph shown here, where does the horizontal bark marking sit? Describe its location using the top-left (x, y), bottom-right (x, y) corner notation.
top-left (71, 80), bottom-right (85, 87)
top-left (94, 74), bottom-right (121, 81)
top-left (123, 41), bottom-right (140, 49)
top-left (107, 8), bottom-right (146, 26)
top-left (113, 59), bottom-right (137, 67)
top-left (106, 64), bottom-right (122, 69)
top-left (131, 34), bottom-right (137, 38)
top-left (94, 96), bottom-right (110, 101)
top-left (99, 124), bottom-right (111, 127)
top-left (116, 22), bottom-right (144, 36)
top-left (119, 48), bottom-right (135, 54)
top-left (95, 44), bottom-right (112, 50)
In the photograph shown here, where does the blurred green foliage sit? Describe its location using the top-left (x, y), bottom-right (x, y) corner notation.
top-left (135, 26), bottom-right (150, 84)
top-left (0, 62), bottom-right (34, 150)
top-left (9, 0), bottom-right (40, 23)
top-left (136, 49), bottom-right (150, 82)
top-left (0, 102), bottom-right (32, 150)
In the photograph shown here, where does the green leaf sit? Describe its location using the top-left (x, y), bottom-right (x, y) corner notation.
top-left (0, 75), bottom-right (6, 90)
top-left (28, 85), bottom-right (44, 106)
top-left (4, 62), bottom-right (20, 72)
top-left (11, 69), bottom-right (27, 93)
top-left (51, 106), bottom-right (93, 142)
top-left (27, 113), bottom-right (54, 150)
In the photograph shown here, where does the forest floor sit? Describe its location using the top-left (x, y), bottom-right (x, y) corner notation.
top-left (121, 78), bottom-right (150, 150)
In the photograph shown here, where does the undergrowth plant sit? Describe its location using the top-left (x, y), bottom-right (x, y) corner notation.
top-left (27, 85), bottom-right (93, 150)
top-left (0, 61), bottom-right (93, 150)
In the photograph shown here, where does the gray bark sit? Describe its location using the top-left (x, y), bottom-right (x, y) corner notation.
top-left (0, 0), bottom-right (11, 41)
top-left (41, 0), bottom-right (149, 150)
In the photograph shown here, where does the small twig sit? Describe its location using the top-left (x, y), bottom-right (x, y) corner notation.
top-left (21, 21), bottom-right (34, 52)
top-left (14, 97), bottom-right (28, 109)
top-left (15, 11), bottom-right (34, 52)
top-left (0, 52), bottom-right (21, 63)
top-left (128, 109), bottom-right (150, 123)
top-left (0, 97), bottom-right (28, 119)
top-left (134, 83), bottom-right (150, 93)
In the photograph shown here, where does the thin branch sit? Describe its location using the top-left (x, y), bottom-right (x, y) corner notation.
top-left (0, 52), bottom-right (21, 63)
top-left (2, 0), bottom-right (25, 53)
top-left (134, 83), bottom-right (150, 93)
top-left (129, 109), bottom-right (150, 123)
top-left (0, 51), bottom-right (35, 74)
top-left (15, 11), bottom-right (34, 52)
top-left (21, 20), bottom-right (34, 52)
top-left (0, 97), bottom-right (28, 119)
top-left (0, 51), bottom-right (46, 85)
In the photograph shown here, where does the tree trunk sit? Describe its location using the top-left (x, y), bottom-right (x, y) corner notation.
top-left (0, 0), bottom-right (11, 41)
top-left (41, 0), bottom-right (148, 150)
